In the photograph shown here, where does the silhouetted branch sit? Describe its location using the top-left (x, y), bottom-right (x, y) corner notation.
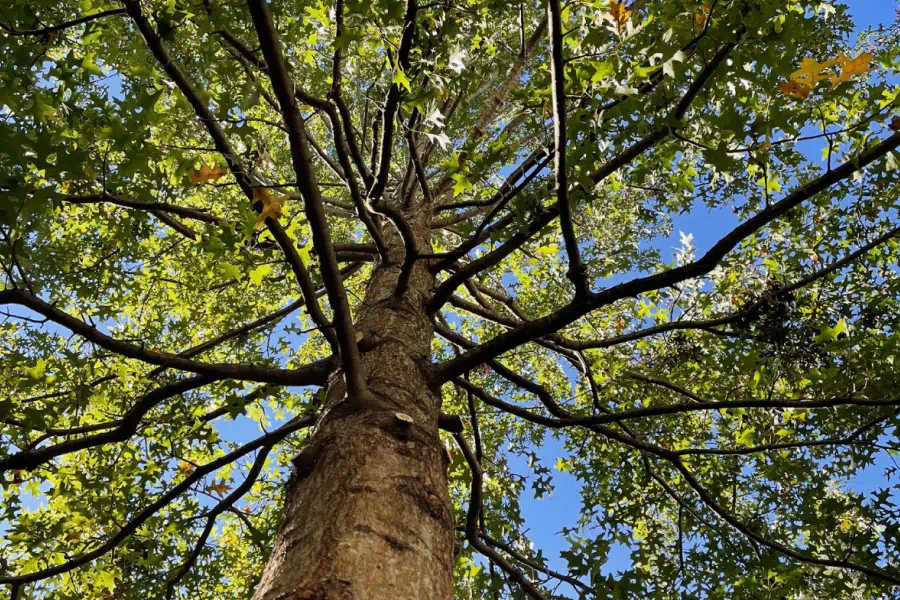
top-left (0, 289), bottom-right (332, 386)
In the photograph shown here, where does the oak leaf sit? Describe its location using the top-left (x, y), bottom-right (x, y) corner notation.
top-left (205, 479), bottom-right (231, 498)
top-left (789, 57), bottom-right (833, 87)
top-left (609, 1), bottom-right (632, 34)
top-left (189, 165), bottom-right (228, 185)
top-left (696, 4), bottom-right (711, 30)
top-left (254, 187), bottom-right (287, 228)
top-left (776, 81), bottom-right (811, 99)
top-left (830, 52), bottom-right (874, 87)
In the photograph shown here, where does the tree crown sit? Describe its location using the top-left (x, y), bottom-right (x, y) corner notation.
top-left (1, 0), bottom-right (900, 598)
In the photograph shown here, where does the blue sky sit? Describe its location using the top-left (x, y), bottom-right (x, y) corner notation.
top-left (511, 0), bottom-right (900, 594)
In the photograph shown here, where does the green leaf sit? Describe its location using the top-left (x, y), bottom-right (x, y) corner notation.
top-left (22, 358), bottom-right (47, 380)
top-left (451, 173), bottom-right (473, 197)
top-left (392, 68), bottom-right (411, 93)
top-left (814, 319), bottom-right (849, 343)
top-left (249, 264), bottom-right (272, 286)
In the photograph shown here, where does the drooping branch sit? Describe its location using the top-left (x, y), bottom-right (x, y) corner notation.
top-left (455, 371), bottom-right (900, 586)
top-left (13, 290), bottom-right (319, 433)
top-left (673, 412), bottom-right (897, 457)
top-left (165, 446), bottom-right (271, 597)
top-left (445, 357), bottom-right (900, 431)
top-left (0, 289), bottom-right (332, 386)
top-left (479, 532), bottom-right (597, 596)
top-left (565, 215), bottom-right (900, 350)
top-left (666, 455), bottom-right (900, 586)
top-left (446, 292), bottom-right (900, 583)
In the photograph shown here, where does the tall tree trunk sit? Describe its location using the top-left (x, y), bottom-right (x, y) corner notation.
top-left (251, 203), bottom-right (454, 600)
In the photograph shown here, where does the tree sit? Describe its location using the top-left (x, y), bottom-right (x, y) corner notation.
top-left (1, 0), bottom-right (900, 597)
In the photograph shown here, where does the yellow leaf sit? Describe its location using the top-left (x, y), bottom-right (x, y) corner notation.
top-left (776, 81), bottom-right (811, 99)
top-left (829, 70), bottom-right (853, 88)
top-left (205, 479), bottom-right (231, 498)
top-left (189, 165), bottom-right (228, 184)
top-left (254, 187), bottom-right (287, 228)
top-left (789, 57), bottom-right (831, 87)
top-left (177, 460), bottom-right (194, 475)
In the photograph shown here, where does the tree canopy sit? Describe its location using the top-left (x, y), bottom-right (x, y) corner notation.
top-left (1, 0), bottom-right (900, 598)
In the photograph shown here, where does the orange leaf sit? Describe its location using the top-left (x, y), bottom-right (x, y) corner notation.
top-left (830, 52), bottom-right (874, 88)
top-left (189, 165), bottom-right (228, 184)
top-left (253, 187), bottom-right (287, 228)
top-left (776, 81), bottom-right (811, 99)
top-left (205, 479), bottom-right (231, 498)
top-left (841, 52), bottom-right (874, 76)
top-left (177, 460), bottom-right (194, 475)
top-left (609, 1), bottom-right (632, 33)
top-left (696, 4), bottom-right (711, 30)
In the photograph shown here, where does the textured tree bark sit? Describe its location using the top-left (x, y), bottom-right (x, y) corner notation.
top-left (251, 203), bottom-right (454, 600)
